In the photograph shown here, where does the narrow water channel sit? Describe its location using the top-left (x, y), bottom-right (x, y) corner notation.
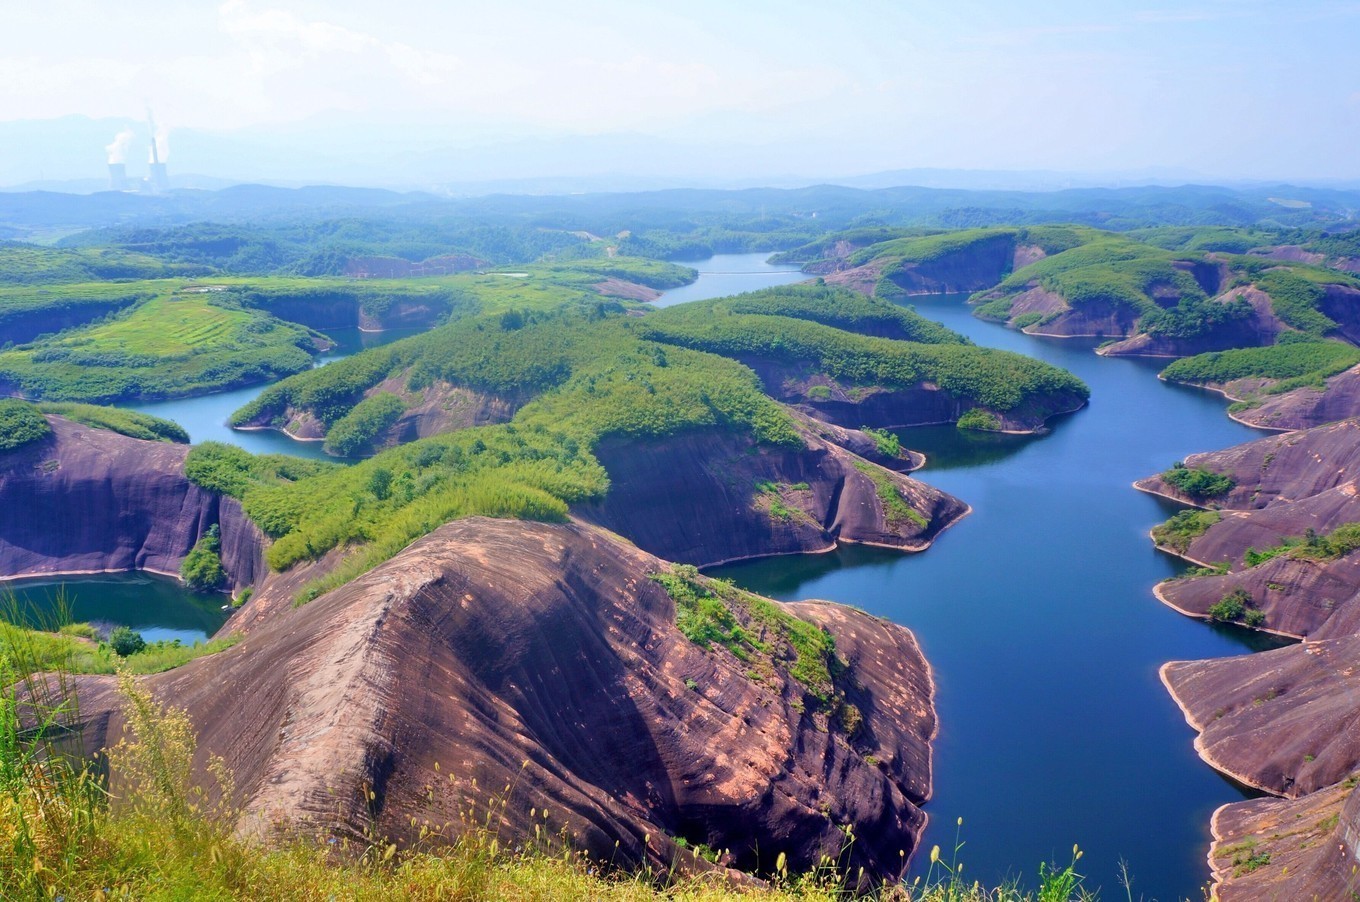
top-left (128, 325), bottom-right (424, 458)
top-left (711, 295), bottom-right (1285, 899)
top-left (13, 258), bottom-right (809, 658)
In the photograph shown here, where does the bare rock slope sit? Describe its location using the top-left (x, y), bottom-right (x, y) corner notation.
top-left (1138, 420), bottom-right (1360, 897)
top-left (74, 517), bottom-right (937, 881)
top-left (0, 416), bottom-right (262, 588)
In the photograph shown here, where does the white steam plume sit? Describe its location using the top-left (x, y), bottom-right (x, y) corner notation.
top-left (155, 126), bottom-right (170, 162)
top-left (105, 128), bottom-right (135, 164)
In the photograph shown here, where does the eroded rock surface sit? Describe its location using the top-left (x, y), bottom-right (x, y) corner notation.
top-left (73, 517), bottom-right (937, 881)
top-left (1143, 419), bottom-right (1360, 897)
top-left (0, 416), bottom-right (261, 588)
top-left (578, 425), bottom-right (968, 567)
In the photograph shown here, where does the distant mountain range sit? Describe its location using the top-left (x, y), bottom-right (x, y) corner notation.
top-left (3, 115), bottom-right (1358, 199)
top-left (0, 179), bottom-right (1356, 243)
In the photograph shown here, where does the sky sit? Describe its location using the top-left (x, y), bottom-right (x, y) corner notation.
top-left (3, 0), bottom-right (1359, 187)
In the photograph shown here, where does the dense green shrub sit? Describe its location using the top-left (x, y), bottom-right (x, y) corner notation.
top-left (1207, 589), bottom-right (1251, 622)
top-left (1160, 339), bottom-right (1360, 392)
top-left (180, 525), bottom-right (227, 591)
top-left (108, 626), bottom-right (146, 657)
top-left (322, 393), bottom-right (406, 457)
top-left (681, 284), bottom-right (966, 345)
top-left (981, 234), bottom-right (1205, 319)
top-left (957, 409), bottom-right (1003, 431)
top-left (852, 461), bottom-right (927, 528)
top-left (1243, 523), bottom-right (1360, 567)
top-left (1162, 464), bottom-right (1235, 500)
top-left (861, 426), bottom-right (902, 457)
top-left (649, 564), bottom-right (842, 705)
top-left (1255, 269), bottom-right (1337, 335)
top-left (639, 307), bottom-right (1088, 413)
top-left (1152, 510), bottom-right (1222, 553)
top-left (0, 399), bottom-right (51, 452)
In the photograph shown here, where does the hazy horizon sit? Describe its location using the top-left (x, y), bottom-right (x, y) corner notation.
top-left (5, 1), bottom-right (1359, 191)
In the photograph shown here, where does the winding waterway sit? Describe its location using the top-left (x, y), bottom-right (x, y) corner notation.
top-left (6, 256), bottom-right (1252, 895)
top-left (711, 294), bottom-right (1287, 899)
top-left (8, 258), bottom-right (807, 655)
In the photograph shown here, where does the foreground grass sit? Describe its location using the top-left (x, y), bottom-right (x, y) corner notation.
top-left (1, 637), bottom-right (1094, 901)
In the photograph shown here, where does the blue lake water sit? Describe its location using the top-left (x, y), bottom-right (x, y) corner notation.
top-left (711, 294), bottom-right (1282, 900)
top-left (652, 252), bottom-right (806, 307)
top-left (11, 257), bottom-right (808, 646)
top-left (3, 571), bottom-right (229, 644)
top-left (6, 260), bottom-right (1252, 895)
top-left (127, 325), bottom-right (423, 459)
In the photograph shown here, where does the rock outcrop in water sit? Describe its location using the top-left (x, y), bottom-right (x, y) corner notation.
top-left (2, 417), bottom-right (967, 591)
top-left (579, 423), bottom-right (967, 567)
top-left (69, 517), bottom-right (938, 882)
top-left (1139, 419), bottom-right (1360, 898)
top-left (1217, 363), bottom-right (1360, 432)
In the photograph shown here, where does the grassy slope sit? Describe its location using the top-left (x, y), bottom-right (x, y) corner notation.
top-left (198, 318), bottom-right (801, 601)
top-left (0, 258), bottom-right (688, 404)
top-left (0, 290), bottom-right (322, 403)
top-left (238, 285), bottom-right (1081, 439)
top-left (972, 233), bottom-right (1205, 319)
top-left (639, 296), bottom-right (1088, 414)
top-left (1161, 337), bottom-right (1360, 395)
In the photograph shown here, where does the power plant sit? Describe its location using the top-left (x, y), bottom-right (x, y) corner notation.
top-left (103, 113), bottom-right (169, 193)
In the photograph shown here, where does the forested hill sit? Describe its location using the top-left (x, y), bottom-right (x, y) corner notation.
top-left (4, 180), bottom-right (1358, 249)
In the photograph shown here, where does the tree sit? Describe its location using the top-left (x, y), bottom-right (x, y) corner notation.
top-left (368, 467), bottom-right (393, 500)
top-left (109, 626), bottom-right (146, 657)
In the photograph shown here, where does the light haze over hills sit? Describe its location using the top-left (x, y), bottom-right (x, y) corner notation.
top-left (3, 1), bottom-right (1358, 191)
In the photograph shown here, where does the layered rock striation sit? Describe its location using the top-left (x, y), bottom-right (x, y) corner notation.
top-left (70, 517), bottom-right (938, 882)
top-left (0, 416), bottom-right (262, 588)
top-left (1139, 419), bottom-right (1360, 897)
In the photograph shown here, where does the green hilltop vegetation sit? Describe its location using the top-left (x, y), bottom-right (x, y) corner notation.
top-left (0, 288), bottom-right (325, 403)
top-left (0, 398), bottom-right (51, 452)
top-left (1160, 335), bottom-right (1360, 395)
top-left (1125, 226), bottom-right (1279, 254)
top-left (202, 308), bottom-right (809, 599)
top-left (849, 225), bottom-right (1091, 270)
top-left (0, 241), bottom-right (207, 285)
top-left (639, 290), bottom-right (1087, 414)
top-left (0, 280), bottom-right (161, 346)
top-left (653, 283), bottom-right (967, 344)
top-left (768, 227), bottom-right (946, 264)
top-left (786, 223), bottom-right (1360, 361)
top-left (233, 284), bottom-right (1085, 448)
top-left (0, 398), bottom-right (188, 444)
top-left (36, 402), bottom-right (190, 443)
top-left (0, 257), bottom-right (693, 404)
top-left (206, 287), bottom-right (1086, 600)
top-left (971, 232), bottom-right (1208, 320)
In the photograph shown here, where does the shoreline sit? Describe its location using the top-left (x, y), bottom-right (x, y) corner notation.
top-left (232, 422), bottom-right (328, 444)
top-left (1158, 663), bottom-right (1290, 800)
top-left (697, 501), bottom-right (975, 571)
top-left (0, 563), bottom-right (236, 600)
top-left (1154, 374), bottom-right (1295, 434)
top-left (1150, 579), bottom-right (1306, 642)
